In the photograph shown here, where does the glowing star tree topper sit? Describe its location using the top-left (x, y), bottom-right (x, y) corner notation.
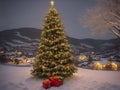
top-left (50, 1), bottom-right (54, 7)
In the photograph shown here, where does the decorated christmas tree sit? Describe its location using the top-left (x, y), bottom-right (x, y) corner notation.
top-left (32, 1), bottom-right (77, 78)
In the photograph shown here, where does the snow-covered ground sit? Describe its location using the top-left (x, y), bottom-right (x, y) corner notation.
top-left (0, 64), bottom-right (120, 90)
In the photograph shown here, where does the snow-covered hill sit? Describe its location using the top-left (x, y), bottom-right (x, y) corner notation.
top-left (0, 64), bottom-right (120, 90)
top-left (0, 28), bottom-right (120, 56)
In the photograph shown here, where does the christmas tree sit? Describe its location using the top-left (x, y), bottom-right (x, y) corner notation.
top-left (32, 1), bottom-right (77, 78)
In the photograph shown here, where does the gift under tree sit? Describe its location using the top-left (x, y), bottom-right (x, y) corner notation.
top-left (32, 1), bottom-right (77, 79)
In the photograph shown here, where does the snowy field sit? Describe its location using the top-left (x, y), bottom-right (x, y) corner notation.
top-left (0, 64), bottom-right (120, 90)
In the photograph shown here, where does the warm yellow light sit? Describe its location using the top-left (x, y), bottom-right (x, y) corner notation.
top-left (94, 61), bottom-right (103, 70)
top-left (111, 62), bottom-right (118, 70)
top-left (51, 1), bottom-right (54, 6)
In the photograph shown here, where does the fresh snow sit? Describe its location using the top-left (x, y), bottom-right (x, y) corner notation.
top-left (15, 32), bottom-right (39, 42)
top-left (80, 43), bottom-right (94, 49)
top-left (0, 64), bottom-right (120, 90)
top-left (5, 41), bottom-right (30, 47)
top-left (5, 41), bottom-right (38, 47)
top-left (16, 32), bottom-right (31, 41)
top-left (5, 42), bottom-right (19, 47)
top-left (33, 39), bottom-right (39, 42)
top-left (12, 40), bottom-right (24, 44)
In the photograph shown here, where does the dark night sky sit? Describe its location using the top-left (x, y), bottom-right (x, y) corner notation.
top-left (0, 0), bottom-right (115, 39)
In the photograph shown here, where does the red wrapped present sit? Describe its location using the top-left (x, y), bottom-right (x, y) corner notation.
top-left (53, 80), bottom-right (62, 87)
top-left (42, 75), bottom-right (63, 89)
top-left (43, 79), bottom-right (51, 89)
top-left (49, 76), bottom-right (58, 81)
top-left (49, 76), bottom-right (62, 87)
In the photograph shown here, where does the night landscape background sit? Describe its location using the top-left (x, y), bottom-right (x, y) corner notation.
top-left (0, 0), bottom-right (120, 90)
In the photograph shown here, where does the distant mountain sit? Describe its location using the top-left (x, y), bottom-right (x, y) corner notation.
top-left (0, 28), bottom-right (120, 56)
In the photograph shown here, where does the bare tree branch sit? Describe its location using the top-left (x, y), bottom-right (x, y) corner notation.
top-left (80, 0), bottom-right (120, 38)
